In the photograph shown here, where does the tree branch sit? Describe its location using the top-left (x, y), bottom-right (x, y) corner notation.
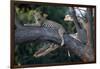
top-left (15, 26), bottom-right (95, 62)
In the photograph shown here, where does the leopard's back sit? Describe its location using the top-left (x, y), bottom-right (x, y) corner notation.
top-left (42, 19), bottom-right (65, 32)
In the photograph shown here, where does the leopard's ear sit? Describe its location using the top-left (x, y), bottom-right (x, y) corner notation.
top-left (43, 13), bottom-right (48, 18)
top-left (33, 10), bottom-right (37, 15)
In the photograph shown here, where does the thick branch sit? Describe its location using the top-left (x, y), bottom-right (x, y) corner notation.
top-left (15, 27), bottom-right (95, 62)
top-left (69, 7), bottom-right (87, 43)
